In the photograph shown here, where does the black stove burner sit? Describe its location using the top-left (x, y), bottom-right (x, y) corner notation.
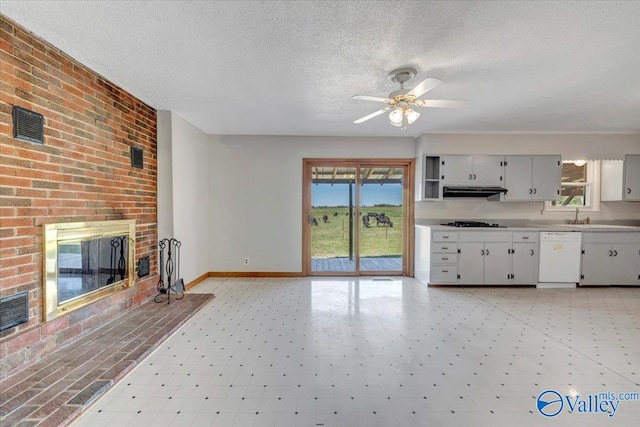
top-left (441, 221), bottom-right (502, 228)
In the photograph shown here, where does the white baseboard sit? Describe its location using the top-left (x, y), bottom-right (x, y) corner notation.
top-left (536, 282), bottom-right (577, 289)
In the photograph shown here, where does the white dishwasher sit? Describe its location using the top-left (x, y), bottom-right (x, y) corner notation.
top-left (538, 231), bottom-right (582, 287)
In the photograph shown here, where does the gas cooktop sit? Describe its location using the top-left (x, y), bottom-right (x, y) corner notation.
top-left (441, 221), bottom-right (505, 228)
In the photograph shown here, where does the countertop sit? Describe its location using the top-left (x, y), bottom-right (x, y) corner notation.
top-left (415, 223), bottom-right (640, 232)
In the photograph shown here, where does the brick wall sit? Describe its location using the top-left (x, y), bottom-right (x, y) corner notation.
top-left (0, 15), bottom-right (158, 379)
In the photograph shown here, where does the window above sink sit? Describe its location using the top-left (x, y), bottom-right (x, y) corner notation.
top-left (544, 160), bottom-right (603, 213)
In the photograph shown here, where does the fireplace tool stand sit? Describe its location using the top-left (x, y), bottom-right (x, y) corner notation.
top-left (154, 238), bottom-right (185, 304)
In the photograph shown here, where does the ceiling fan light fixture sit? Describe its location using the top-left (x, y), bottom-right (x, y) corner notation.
top-left (406, 108), bottom-right (420, 124)
top-left (389, 108), bottom-right (404, 125)
top-left (352, 67), bottom-right (464, 128)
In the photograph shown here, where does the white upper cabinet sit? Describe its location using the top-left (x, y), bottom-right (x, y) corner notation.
top-left (623, 154), bottom-right (640, 201)
top-left (503, 155), bottom-right (561, 201)
top-left (501, 155), bottom-right (532, 200)
top-left (600, 156), bottom-right (640, 202)
top-left (601, 160), bottom-right (624, 201)
top-left (531, 155), bottom-right (562, 200)
top-left (440, 155), bottom-right (473, 186)
top-left (440, 155), bottom-right (504, 187)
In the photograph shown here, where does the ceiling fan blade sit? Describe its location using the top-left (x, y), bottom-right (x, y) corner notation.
top-left (352, 95), bottom-right (391, 103)
top-left (407, 77), bottom-right (442, 98)
top-left (353, 107), bottom-right (390, 124)
top-left (415, 99), bottom-right (466, 108)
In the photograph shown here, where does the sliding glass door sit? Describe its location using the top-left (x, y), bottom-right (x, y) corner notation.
top-left (303, 159), bottom-right (413, 276)
top-left (358, 166), bottom-right (404, 273)
top-left (309, 165), bottom-right (357, 273)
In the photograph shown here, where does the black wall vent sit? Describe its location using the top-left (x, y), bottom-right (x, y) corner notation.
top-left (137, 256), bottom-right (150, 278)
top-left (13, 106), bottom-right (44, 144)
top-left (131, 146), bottom-right (144, 169)
top-left (0, 291), bottom-right (29, 332)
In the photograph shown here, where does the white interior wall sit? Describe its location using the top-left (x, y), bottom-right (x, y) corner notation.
top-left (160, 126), bottom-right (639, 276)
top-left (208, 135), bottom-right (415, 272)
top-left (158, 112), bottom-right (211, 283)
top-left (415, 134), bottom-right (640, 221)
top-left (156, 111), bottom-right (173, 243)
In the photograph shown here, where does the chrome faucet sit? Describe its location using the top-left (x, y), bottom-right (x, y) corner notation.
top-left (568, 207), bottom-right (590, 225)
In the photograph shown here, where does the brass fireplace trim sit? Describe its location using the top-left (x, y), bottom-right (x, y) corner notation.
top-left (43, 220), bottom-right (136, 322)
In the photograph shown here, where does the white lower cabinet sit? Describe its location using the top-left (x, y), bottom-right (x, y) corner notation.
top-left (430, 233), bottom-right (458, 284)
top-left (458, 242), bottom-right (511, 284)
top-left (511, 242), bottom-right (537, 284)
top-left (581, 242), bottom-right (640, 286)
top-left (418, 227), bottom-right (640, 287)
top-left (457, 242), bottom-right (483, 284)
top-left (418, 229), bottom-right (540, 286)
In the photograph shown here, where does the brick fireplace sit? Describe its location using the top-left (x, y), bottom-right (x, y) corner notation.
top-left (0, 15), bottom-right (158, 379)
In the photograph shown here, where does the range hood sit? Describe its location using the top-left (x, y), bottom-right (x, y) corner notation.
top-left (442, 186), bottom-right (508, 201)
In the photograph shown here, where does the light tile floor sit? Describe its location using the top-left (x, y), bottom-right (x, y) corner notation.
top-left (72, 278), bottom-right (640, 426)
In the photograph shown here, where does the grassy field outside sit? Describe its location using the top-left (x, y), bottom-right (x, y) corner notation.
top-left (311, 206), bottom-right (402, 258)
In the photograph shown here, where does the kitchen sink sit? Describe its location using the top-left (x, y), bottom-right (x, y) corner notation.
top-left (553, 224), bottom-right (639, 229)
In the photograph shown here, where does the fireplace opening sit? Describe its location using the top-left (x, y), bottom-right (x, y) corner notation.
top-left (44, 220), bottom-right (136, 321)
top-left (57, 235), bottom-right (130, 304)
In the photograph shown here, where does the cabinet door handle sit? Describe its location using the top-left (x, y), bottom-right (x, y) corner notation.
top-left (529, 188), bottom-right (533, 194)
top-left (609, 250), bottom-right (613, 257)
top-left (522, 236), bottom-right (529, 240)
top-left (613, 250), bottom-right (618, 256)
top-left (442, 270), bottom-right (449, 273)
top-left (442, 257), bottom-right (449, 261)
top-left (530, 249), bottom-right (534, 256)
top-left (473, 174), bottom-right (476, 180)
top-left (442, 247), bottom-right (449, 250)
top-left (507, 248), bottom-right (511, 254)
top-left (485, 249), bottom-right (490, 255)
top-left (469, 173), bottom-right (473, 180)
top-left (628, 188), bottom-right (632, 194)
top-left (442, 236), bottom-right (449, 239)
top-left (533, 188), bottom-right (537, 194)
top-left (511, 248), bottom-right (515, 254)
top-left (481, 249), bottom-right (485, 255)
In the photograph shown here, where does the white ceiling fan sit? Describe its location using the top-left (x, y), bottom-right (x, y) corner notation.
top-left (352, 68), bottom-right (465, 129)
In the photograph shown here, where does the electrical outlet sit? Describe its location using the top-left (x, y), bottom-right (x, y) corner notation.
top-left (244, 258), bottom-right (249, 265)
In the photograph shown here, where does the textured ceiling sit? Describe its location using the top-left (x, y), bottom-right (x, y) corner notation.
top-left (2, 1), bottom-right (640, 137)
